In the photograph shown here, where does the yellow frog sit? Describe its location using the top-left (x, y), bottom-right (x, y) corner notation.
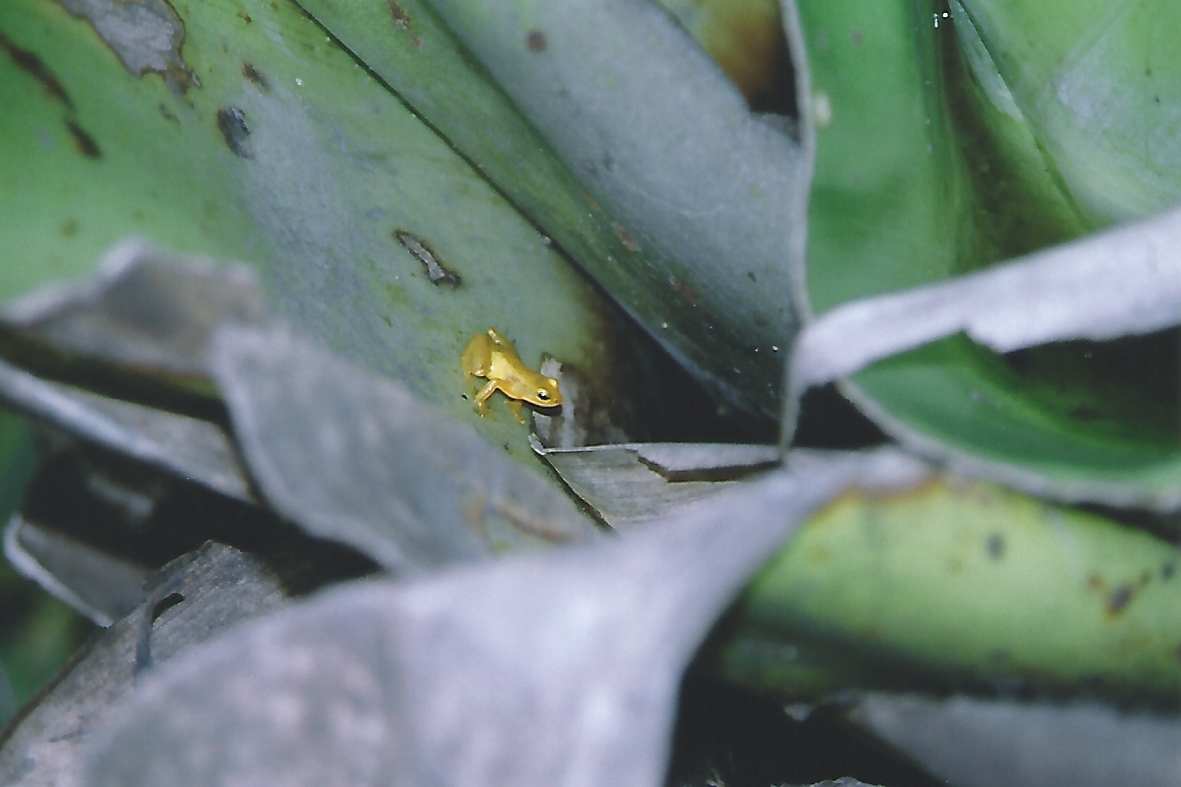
top-left (461, 327), bottom-right (562, 423)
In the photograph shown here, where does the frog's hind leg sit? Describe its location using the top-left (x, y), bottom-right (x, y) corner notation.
top-left (474, 379), bottom-right (499, 417)
top-left (461, 334), bottom-right (493, 391)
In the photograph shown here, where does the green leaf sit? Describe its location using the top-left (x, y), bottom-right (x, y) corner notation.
top-left (300, 0), bottom-right (809, 418)
top-left (0, 0), bottom-right (620, 466)
top-left (956, 0), bottom-right (1181, 227)
top-left (794, 0), bottom-right (1181, 507)
top-left (722, 477), bottom-right (1181, 702)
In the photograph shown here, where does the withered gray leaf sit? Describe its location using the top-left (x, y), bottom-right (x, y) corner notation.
top-left (210, 324), bottom-right (602, 572)
top-left (0, 542), bottom-right (297, 787)
top-left (5, 514), bottom-right (149, 627)
top-left (852, 693), bottom-right (1181, 787)
top-left (786, 205), bottom-right (1181, 437)
top-left (1, 239), bottom-right (264, 380)
top-left (532, 440), bottom-right (759, 530)
top-left (0, 357), bottom-right (253, 503)
top-left (533, 439), bottom-right (923, 530)
top-left (84, 449), bottom-right (926, 787)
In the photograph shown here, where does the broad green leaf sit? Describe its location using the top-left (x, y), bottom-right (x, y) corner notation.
top-left (0, 0), bottom-right (618, 467)
top-left (300, 0), bottom-right (809, 419)
top-left (956, 0), bottom-right (1181, 227)
top-left (795, 0), bottom-right (1181, 507)
top-left (722, 478), bottom-right (1181, 702)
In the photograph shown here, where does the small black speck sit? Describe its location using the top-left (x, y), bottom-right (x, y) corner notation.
top-left (747, 271), bottom-right (757, 282)
top-left (381, 315), bottom-right (392, 327)
top-left (65, 118), bottom-right (100, 158)
top-left (217, 107), bottom-right (252, 158)
top-left (986, 533), bottom-right (1004, 560)
top-left (526, 30), bottom-right (547, 52)
top-left (159, 103), bottom-right (178, 123)
top-left (461, 393), bottom-right (469, 400)
top-left (1163, 561), bottom-right (1176, 580)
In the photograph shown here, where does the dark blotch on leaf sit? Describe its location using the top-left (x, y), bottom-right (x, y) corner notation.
top-left (242, 62), bottom-right (269, 91)
top-left (526, 30), bottom-right (547, 52)
top-left (65, 118), bottom-right (101, 158)
top-left (1107, 584), bottom-right (1135, 616)
top-left (217, 107), bottom-right (252, 159)
top-left (388, 1), bottom-right (411, 29)
top-left (0, 30), bottom-right (73, 109)
top-left (986, 533), bottom-right (1004, 560)
top-left (395, 229), bottom-right (461, 287)
top-left (1163, 561), bottom-right (1176, 580)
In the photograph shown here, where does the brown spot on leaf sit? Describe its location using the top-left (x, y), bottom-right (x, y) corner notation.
top-left (387, 1), bottom-right (411, 29)
top-left (237, 10), bottom-right (253, 22)
top-left (159, 103), bottom-right (178, 123)
top-left (410, 35), bottom-right (424, 49)
top-left (850, 28), bottom-right (863, 46)
top-left (65, 118), bottom-right (101, 158)
top-left (526, 30), bottom-right (547, 52)
top-left (61, 219), bottom-right (79, 237)
top-left (216, 107), bottom-right (251, 158)
top-left (0, 31), bottom-right (73, 108)
top-left (612, 222), bottom-right (640, 253)
top-left (242, 62), bottom-right (269, 91)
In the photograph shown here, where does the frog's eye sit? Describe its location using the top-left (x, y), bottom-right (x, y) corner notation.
top-left (537, 389), bottom-right (551, 401)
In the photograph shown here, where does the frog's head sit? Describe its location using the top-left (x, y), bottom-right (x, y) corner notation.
top-left (527, 377), bottom-right (563, 408)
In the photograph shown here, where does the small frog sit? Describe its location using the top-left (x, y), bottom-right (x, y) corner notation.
top-left (461, 327), bottom-right (562, 423)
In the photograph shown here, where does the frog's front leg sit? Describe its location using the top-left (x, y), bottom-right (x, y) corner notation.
top-left (473, 379), bottom-right (500, 417)
top-left (507, 399), bottom-right (527, 425)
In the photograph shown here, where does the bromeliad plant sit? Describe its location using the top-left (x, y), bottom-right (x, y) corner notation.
top-left (1, 0), bottom-right (1181, 785)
